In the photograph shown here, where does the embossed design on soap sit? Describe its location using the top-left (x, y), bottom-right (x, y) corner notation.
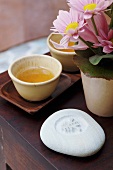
top-left (55, 116), bottom-right (88, 135)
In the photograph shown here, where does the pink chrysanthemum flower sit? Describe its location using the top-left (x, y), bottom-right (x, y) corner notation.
top-left (86, 12), bottom-right (108, 35)
top-left (50, 8), bottom-right (86, 49)
top-left (95, 29), bottom-right (113, 53)
top-left (67, 0), bottom-right (113, 19)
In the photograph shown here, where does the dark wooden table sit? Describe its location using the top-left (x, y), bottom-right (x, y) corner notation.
top-left (0, 71), bottom-right (113, 170)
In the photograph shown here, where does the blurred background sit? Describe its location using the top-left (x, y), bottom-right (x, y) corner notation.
top-left (0, 0), bottom-right (68, 72)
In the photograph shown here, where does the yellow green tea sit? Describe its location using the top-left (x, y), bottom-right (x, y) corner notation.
top-left (59, 48), bottom-right (74, 52)
top-left (16, 67), bottom-right (54, 83)
top-left (58, 41), bottom-right (75, 52)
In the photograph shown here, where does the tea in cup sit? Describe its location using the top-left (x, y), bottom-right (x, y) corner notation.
top-left (8, 54), bottom-right (62, 101)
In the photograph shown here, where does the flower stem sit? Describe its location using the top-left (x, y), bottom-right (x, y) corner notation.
top-left (91, 15), bottom-right (103, 55)
top-left (79, 36), bottom-right (97, 54)
top-left (91, 15), bottom-right (98, 35)
top-left (109, 3), bottom-right (113, 29)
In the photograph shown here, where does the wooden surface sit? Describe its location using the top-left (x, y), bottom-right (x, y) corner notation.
top-left (0, 0), bottom-right (68, 51)
top-left (0, 126), bottom-right (6, 170)
top-left (0, 71), bottom-right (113, 170)
top-left (0, 73), bottom-right (80, 114)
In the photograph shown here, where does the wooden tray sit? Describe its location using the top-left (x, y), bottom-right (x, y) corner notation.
top-left (0, 73), bottom-right (80, 114)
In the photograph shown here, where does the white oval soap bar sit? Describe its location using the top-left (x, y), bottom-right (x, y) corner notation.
top-left (40, 109), bottom-right (105, 157)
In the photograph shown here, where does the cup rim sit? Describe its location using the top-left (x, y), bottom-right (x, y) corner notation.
top-left (8, 54), bottom-right (62, 86)
top-left (47, 33), bottom-right (75, 55)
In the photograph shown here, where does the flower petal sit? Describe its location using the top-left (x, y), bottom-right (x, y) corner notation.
top-left (103, 46), bottom-right (113, 53)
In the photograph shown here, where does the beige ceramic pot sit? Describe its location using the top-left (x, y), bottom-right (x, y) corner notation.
top-left (81, 71), bottom-right (113, 117)
top-left (47, 33), bottom-right (79, 72)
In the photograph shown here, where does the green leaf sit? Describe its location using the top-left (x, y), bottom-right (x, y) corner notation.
top-left (89, 54), bottom-right (113, 65)
top-left (74, 55), bottom-right (113, 80)
top-left (75, 48), bottom-right (95, 59)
